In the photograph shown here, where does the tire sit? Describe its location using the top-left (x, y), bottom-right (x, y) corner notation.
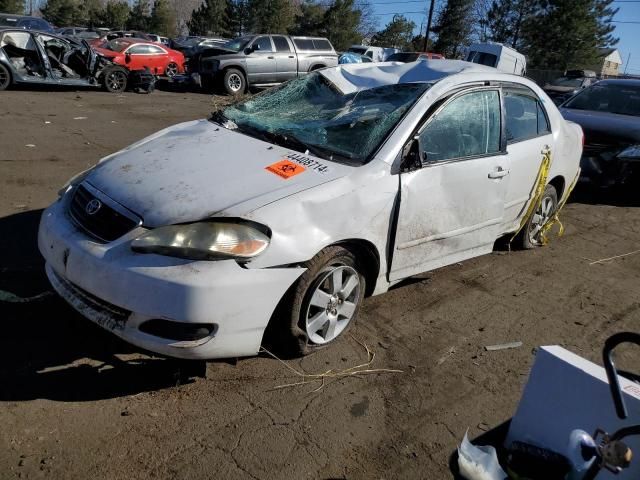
top-left (102, 66), bottom-right (128, 93)
top-left (267, 246), bottom-right (366, 357)
top-left (0, 63), bottom-right (11, 91)
top-left (516, 184), bottom-right (558, 249)
top-left (165, 62), bottom-right (179, 78)
top-left (223, 68), bottom-right (245, 95)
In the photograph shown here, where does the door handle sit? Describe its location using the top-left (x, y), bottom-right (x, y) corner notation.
top-left (288, 55), bottom-right (295, 58)
top-left (488, 167), bottom-right (509, 179)
top-left (267, 56), bottom-right (275, 59)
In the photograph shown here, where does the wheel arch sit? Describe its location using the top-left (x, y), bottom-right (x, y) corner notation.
top-left (330, 239), bottom-right (380, 297)
top-left (222, 64), bottom-right (247, 79)
top-left (308, 63), bottom-right (326, 72)
top-left (548, 175), bottom-right (565, 200)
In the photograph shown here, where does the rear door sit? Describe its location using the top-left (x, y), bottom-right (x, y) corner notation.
top-left (390, 87), bottom-right (510, 280)
top-left (500, 86), bottom-right (554, 232)
top-left (245, 35), bottom-right (277, 84)
top-left (272, 35), bottom-right (296, 82)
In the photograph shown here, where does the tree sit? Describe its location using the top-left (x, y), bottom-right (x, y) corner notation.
top-left (322, 0), bottom-right (362, 51)
top-left (150, 0), bottom-right (176, 36)
top-left (521, 0), bottom-right (618, 70)
top-left (247, 0), bottom-right (294, 34)
top-left (432, 0), bottom-right (474, 58)
top-left (0, 0), bottom-right (24, 14)
top-left (290, 1), bottom-right (326, 36)
top-left (187, 0), bottom-right (230, 36)
top-left (41, 0), bottom-right (85, 26)
top-left (127, 0), bottom-right (151, 31)
top-left (486, 0), bottom-right (534, 48)
top-left (370, 14), bottom-right (415, 50)
top-left (100, 1), bottom-right (130, 29)
top-left (228, 0), bottom-right (249, 37)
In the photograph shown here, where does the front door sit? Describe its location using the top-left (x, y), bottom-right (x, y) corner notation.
top-left (245, 36), bottom-right (277, 84)
top-left (390, 88), bottom-right (510, 281)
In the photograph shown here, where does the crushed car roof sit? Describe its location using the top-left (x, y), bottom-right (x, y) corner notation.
top-left (320, 59), bottom-right (498, 94)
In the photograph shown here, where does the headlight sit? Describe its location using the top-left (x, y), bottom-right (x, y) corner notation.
top-left (618, 145), bottom-right (640, 159)
top-left (57, 167), bottom-right (94, 197)
top-left (131, 222), bottom-right (270, 260)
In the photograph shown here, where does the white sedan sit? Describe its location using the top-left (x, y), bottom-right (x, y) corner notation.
top-left (38, 60), bottom-right (582, 359)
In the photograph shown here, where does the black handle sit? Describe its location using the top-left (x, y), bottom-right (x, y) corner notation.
top-left (267, 56), bottom-right (274, 59)
top-left (603, 332), bottom-right (640, 419)
top-left (288, 55), bottom-right (294, 58)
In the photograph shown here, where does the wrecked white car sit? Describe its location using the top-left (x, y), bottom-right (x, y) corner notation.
top-left (38, 60), bottom-right (582, 359)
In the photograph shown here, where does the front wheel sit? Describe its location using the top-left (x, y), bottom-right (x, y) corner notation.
top-left (102, 66), bottom-right (128, 93)
top-left (517, 184), bottom-right (558, 249)
top-left (223, 68), bottom-right (245, 95)
top-left (0, 63), bottom-right (11, 91)
top-left (268, 246), bottom-right (366, 357)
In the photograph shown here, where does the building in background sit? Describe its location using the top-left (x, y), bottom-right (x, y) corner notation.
top-left (593, 48), bottom-right (623, 76)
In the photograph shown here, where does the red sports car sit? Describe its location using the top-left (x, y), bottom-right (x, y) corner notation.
top-left (94, 38), bottom-right (185, 77)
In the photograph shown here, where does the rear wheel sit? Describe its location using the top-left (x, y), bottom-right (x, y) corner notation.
top-left (0, 63), bottom-right (11, 91)
top-left (223, 68), bottom-right (245, 95)
top-left (517, 184), bottom-right (558, 249)
top-left (266, 246), bottom-right (366, 357)
top-left (102, 67), bottom-right (128, 93)
top-left (165, 62), bottom-right (179, 77)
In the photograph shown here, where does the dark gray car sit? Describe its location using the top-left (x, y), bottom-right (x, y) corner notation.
top-left (0, 13), bottom-right (52, 32)
top-left (196, 34), bottom-right (338, 95)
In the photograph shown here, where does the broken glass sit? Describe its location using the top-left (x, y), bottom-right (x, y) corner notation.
top-left (222, 73), bottom-right (430, 164)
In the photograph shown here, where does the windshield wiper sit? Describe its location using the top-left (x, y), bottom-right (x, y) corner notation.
top-left (210, 110), bottom-right (237, 129)
top-left (264, 132), bottom-right (335, 161)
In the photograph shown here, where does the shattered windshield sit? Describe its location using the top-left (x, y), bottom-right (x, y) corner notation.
top-left (220, 73), bottom-right (430, 164)
top-left (564, 83), bottom-right (640, 117)
top-left (223, 36), bottom-right (252, 52)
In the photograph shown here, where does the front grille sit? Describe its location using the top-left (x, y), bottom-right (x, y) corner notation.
top-left (68, 184), bottom-right (141, 243)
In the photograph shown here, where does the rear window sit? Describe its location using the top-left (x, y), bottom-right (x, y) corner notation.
top-left (467, 51), bottom-right (497, 67)
top-left (293, 38), bottom-right (314, 50)
top-left (312, 39), bottom-right (331, 51)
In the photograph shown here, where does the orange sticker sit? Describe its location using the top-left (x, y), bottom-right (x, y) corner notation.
top-left (265, 159), bottom-right (306, 179)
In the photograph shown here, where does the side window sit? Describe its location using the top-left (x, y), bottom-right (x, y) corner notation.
top-left (147, 45), bottom-right (165, 54)
top-left (128, 45), bottom-right (148, 54)
top-left (505, 91), bottom-right (551, 143)
top-left (253, 36), bottom-right (273, 52)
top-left (365, 50), bottom-right (373, 58)
top-left (312, 39), bottom-right (331, 50)
top-left (272, 36), bottom-right (291, 52)
top-left (419, 90), bottom-right (501, 162)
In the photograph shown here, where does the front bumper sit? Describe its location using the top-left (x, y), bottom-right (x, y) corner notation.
top-left (38, 198), bottom-right (304, 359)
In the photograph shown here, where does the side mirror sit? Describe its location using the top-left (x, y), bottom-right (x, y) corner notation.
top-left (401, 137), bottom-right (422, 172)
top-left (244, 46), bottom-right (253, 55)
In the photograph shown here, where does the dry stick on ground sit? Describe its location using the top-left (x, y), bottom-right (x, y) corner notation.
top-left (261, 336), bottom-right (403, 392)
top-left (589, 248), bottom-right (640, 266)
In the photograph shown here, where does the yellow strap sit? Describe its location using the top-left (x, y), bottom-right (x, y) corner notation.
top-left (539, 169), bottom-right (579, 245)
top-left (509, 147), bottom-right (552, 245)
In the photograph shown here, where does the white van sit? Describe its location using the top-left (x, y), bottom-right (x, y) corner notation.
top-left (347, 45), bottom-right (399, 62)
top-left (466, 42), bottom-right (526, 76)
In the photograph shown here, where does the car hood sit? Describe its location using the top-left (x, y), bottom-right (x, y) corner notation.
top-left (560, 108), bottom-right (640, 146)
top-left (85, 119), bottom-right (351, 227)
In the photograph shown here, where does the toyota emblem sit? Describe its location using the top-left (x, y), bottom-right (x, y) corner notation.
top-left (85, 199), bottom-right (102, 215)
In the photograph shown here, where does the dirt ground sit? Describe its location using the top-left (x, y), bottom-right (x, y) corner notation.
top-left (1, 87), bottom-right (639, 480)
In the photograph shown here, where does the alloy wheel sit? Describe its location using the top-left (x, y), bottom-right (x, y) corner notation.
top-left (107, 71), bottom-right (126, 92)
top-left (0, 66), bottom-right (10, 90)
top-left (528, 195), bottom-right (554, 245)
top-left (165, 63), bottom-right (178, 77)
top-left (227, 73), bottom-right (242, 92)
top-left (305, 265), bottom-right (361, 345)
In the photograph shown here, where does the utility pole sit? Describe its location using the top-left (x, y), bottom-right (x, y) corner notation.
top-left (624, 53), bottom-right (631, 76)
top-left (422, 0), bottom-right (436, 52)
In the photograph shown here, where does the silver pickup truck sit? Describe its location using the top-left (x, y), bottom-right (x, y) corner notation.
top-left (196, 35), bottom-right (338, 95)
